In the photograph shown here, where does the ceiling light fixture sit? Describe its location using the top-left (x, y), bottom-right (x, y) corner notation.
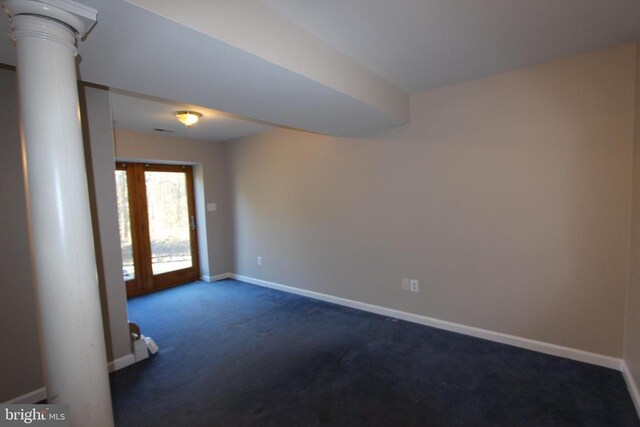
top-left (174, 110), bottom-right (202, 127)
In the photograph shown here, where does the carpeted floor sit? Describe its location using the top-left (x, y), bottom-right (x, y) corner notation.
top-left (110, 280), bottom-right (639, 426)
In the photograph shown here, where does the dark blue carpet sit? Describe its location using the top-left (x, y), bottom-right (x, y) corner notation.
top-left (110, 280), bottom-right (639, 426)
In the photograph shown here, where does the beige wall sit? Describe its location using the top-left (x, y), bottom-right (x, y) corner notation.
top-left (0, 83), bottom-right (234, 401)
top-left (625, 41), bottom-right (640, 393)
top-left (114, 129), bottom-right (233, 277)
top-left (0, 67), bottom-right (44, 402)
top-left (2, 41), bottom-right (639, 401)
top-left (227, 43), bottom-right (636, 357)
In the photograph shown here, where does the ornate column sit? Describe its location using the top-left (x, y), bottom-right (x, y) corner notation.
top-left (2, 1), bottom-right (114, 425)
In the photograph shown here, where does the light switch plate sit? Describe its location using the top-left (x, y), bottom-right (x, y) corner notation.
top-left (207, 203), bottom-right (217, 212)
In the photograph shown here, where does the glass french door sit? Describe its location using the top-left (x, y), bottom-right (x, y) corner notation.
top-left (115, 162), bottom-right (200, 297)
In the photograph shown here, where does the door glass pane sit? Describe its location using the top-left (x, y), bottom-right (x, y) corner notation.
top-left (115, 170), bottom-right (135, 281)
top-left (145, 171), bottom-right (193, 275)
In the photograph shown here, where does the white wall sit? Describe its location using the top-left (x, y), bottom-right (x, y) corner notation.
top-left (226, 43), bottom-right (636, 357)
top-left (81, 84), bottom-right (132, 363)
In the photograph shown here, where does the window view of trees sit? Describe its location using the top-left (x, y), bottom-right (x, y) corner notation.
top-left (115, 170), bottom-right (135, 280)
top-left (145, 171), bottom-right (192, 275)
top-left (115, 169), bottom-right (193, 282)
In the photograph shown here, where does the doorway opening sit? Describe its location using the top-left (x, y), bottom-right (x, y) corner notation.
top-left (115, 162), bottom-right (200, 297)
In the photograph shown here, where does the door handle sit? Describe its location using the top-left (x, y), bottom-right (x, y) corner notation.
top-left (190, 215), bottom-right (197, 230)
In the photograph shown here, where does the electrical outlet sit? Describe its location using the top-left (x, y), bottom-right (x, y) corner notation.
top-left (409, 279), bottom-right (419, 292)
top-left (402, 278), bottom-right (410, 290)
top-left (257, 256), bottom-right (262, 266)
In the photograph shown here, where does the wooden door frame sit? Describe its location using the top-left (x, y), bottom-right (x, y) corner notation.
top-left (116, 162), bottom-right (200, 297)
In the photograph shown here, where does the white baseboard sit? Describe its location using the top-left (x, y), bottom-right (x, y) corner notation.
top-left (2, 387), bottom-right (46, 404)
top-left (5, 354), bottom-right (138, 404)
top-left (108, 353), bottom-right (136, 373)
top-left (231, 274), bottom-right (622, 370)
top-left (622, 361), bottom-right (640, 416)
top-left (201, 273), bottom-right (231, 282)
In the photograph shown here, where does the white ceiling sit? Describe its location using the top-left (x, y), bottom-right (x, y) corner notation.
top-left (110, 91), bottom-right (272, 142)
top-left (0, 0), bottom-right (408, 137)
top-left (1, 1), bottom-right (639, 135)
top-left (261, 0), bottom-right (640, 93)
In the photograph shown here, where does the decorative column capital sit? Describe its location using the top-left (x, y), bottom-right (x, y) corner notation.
top-left (3, 0), bottom-right (97, 37)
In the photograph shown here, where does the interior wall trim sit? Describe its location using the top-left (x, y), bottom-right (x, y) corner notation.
top-left (229, 273), bottom-right (623, 371)
top-left (622, 362), bottom-right (640, 417)
top-left (201, 273), bottom-right (232, 282)
top-left (2, 387), bottom-right (46, 404)
top-left (4, 354), bottom-right (137, 404)
top-left (108, 353), bottom-right (136, 373)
